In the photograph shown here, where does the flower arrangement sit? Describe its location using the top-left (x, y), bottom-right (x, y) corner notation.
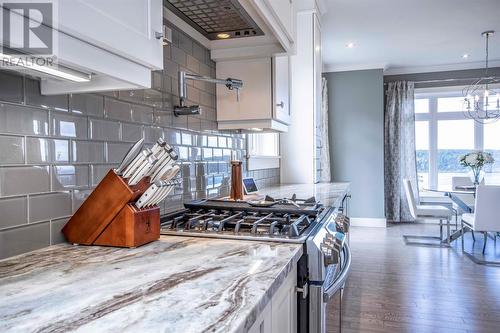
top-left (459, 151), bottom-right (495, 185)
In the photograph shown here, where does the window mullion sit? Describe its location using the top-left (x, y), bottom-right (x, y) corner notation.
top-left (429, 97), bottom-right (438, 189)
top-left (475, 121), bottom-right (483, 151)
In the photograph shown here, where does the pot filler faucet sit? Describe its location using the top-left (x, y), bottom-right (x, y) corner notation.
top-left (174, 70), bottom-right (243, 116)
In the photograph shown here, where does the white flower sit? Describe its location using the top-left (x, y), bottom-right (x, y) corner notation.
top-left (485, 154), bottom-right (495, 164)
top-left (466, 154), bottom-right (478, 166)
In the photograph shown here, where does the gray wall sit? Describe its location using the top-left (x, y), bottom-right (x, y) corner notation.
top-left (324, 69), bottom-right (385, 220)
top-left (0, 22), bottom-right (279, 260)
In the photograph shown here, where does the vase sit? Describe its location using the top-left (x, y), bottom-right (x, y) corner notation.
top-left (469, 169), bottom-right (485, 186)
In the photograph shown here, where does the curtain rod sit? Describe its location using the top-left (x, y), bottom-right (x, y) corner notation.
top-left (384, 76), bottom-right (499, 85)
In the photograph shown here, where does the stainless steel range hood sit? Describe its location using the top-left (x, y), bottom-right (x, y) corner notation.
top-left (164, 0), bottom-right (264, 40)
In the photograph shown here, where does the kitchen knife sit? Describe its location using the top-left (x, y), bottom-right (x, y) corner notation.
top-left (148, 148), bottom-right (170, 176)
top-left (114, 138), bottom-right (144, 176)
top-left (154, 181), bottom-right (178, 205)
top-left (143, 180), bottom-right (168, 207)
top-left (146, 166), bottom-right (180, 205)
top-left (135, 181), bottom-right (161, 209)
top-left (151, 150), bottom-right (179, 181)
top-left (129, 155), bottom-right (158, 186)
top-left (151, 161), bottom-right (180, 183)
top-left (159, 164), bottom-right (180, 181)
top-left (123, 148), bottom-right (151, 179)
top-left (149, 182), bottom-right (176, 207)
top-left (151, 138), bottom-right (167, 155)
top-left (147, 142), bottom-right (173, 176)
top-left (128, 151), bottom-right (157, 185)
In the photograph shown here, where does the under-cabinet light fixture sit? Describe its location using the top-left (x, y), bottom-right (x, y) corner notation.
top-left (0, 53), bottom-right (91, 82)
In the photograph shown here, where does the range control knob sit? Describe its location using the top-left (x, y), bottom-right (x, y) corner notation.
top-left (335, 214), bottom-right (350, 233)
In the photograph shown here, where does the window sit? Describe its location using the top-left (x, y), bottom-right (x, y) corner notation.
top-left (415, 90), bottom-right (500, 190)
top-left (246, 133), bottom-right (280, 170)
top-left (248, 133), bottom-right (279, 157)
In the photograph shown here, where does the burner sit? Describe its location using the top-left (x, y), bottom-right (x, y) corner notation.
top-left (160, 197), bottom-right (326, 242)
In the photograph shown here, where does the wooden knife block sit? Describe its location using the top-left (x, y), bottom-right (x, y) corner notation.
top-left (62, 170), bottom-right (160, 248)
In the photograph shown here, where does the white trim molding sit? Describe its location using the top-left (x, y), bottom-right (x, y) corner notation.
top-left (350, 218), bottom-right (387, 228)
top-left (384, 60), bottom-right (500, 76)
top-left (323, 63), bottom-right (387, 73)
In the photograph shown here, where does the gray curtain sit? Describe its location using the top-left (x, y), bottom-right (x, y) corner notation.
top-left (384, 81), bottom-right (418, 222)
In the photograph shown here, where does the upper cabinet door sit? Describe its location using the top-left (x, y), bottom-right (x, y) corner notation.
top-left (217, 58), bottom-right (272, 122)
top-left (57, 0), bottom-right (163, 69)
top-left (250, 0), bottom-right (295, 52)
top-left (265, 0), bottom-right (294, 41)
top-left (273, 55), bottom-right (291, 125)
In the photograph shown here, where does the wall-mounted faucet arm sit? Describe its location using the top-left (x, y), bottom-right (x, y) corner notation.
top-left (175, 71), bottom-right (243, 116)
top-left (178, 71), bottom-right (243, 104)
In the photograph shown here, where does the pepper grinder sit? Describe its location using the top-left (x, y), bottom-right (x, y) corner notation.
top-left (230, 160), bottom-right (243, 201)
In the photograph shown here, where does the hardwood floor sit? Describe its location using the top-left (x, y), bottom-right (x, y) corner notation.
top-left (330, 223), bottom-right (500, 333)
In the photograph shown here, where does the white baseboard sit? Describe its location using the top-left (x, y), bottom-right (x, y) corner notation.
top-left (350, 217), bottom-right (387, 228)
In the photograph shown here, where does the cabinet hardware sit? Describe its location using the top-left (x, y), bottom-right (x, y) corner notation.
top-left (296, 282), bottom-right (308, 299)
top-left (277, 101), bottom-right (285, 108)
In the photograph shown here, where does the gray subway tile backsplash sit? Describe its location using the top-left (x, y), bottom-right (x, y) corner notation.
top-left (70, 94), bottom-right (104, 117)
top-left (89, 118), bottom-right (120, 141)
top-left (0, 103), bottom-right (49, 136)
top-left (0, 196), bottom-right (27, 229)
top-left (52, 165), bottom-right (90, 190)
top-left (0, 166), bottom-right (50, 196)
top-left (0, 23), bottom-right (279, 260)
top-left (0, 135), bottom-right (24, 164)
top-left (0, 71), bottom-right (24, 103)
top-left (29, 192), bottom-right (72, 223)
top-left (0, 221), bottom-right (50, 259)
top-left (72, 141), bottom-right (105, 163)
top-left (51, 112), bottom-right (88, 138)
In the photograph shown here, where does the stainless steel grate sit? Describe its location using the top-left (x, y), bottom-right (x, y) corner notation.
top-left (165, 0), bottom-right (264, 40)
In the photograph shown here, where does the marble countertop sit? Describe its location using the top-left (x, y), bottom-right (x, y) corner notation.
top-left (260, 182), bottom-right (350, 208)
top-left (0, 236), bottom-right (302, 333)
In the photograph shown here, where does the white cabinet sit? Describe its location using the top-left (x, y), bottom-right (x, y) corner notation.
top-left (248, 300), bottom-right (272, 333)
top-left (280, 11), bottom-right (322, 184)
top-left (249, 0), bottom-right (296, 53)
top-left (248, 264), bottom-right (297, 333)
top-left (58, 0), bottom-right (163, 69)
top-left (216, 56), bottom-right (290, 132)
top-left (273, 55), bottom-right (291, 125)
top-left (0, 0), bottom-right (163, 94)
top-left (271, 264), bottom-right (297, 333)
top-left (265, 0), bottom-right (295, 42)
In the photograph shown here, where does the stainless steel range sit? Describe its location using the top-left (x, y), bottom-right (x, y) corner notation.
top-left (160, 194), bottom-right (351, 333)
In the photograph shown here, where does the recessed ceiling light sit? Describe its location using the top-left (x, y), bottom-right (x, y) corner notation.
top-left (462, 53), bottom-right (469, 59)
top-left (217, 33), bottom-right (231, 39)
top-left (346, 42), bottom-right (355, 48)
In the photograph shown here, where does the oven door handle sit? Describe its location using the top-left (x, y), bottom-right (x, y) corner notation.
top-left (323, 243), bottom-right (351, 302)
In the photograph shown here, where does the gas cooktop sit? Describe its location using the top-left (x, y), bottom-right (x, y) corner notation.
top-left (160, 197), bottom-right (329, 243)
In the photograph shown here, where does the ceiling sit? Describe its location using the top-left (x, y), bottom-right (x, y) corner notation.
top-left (321, 0), bottom-right (500, 74)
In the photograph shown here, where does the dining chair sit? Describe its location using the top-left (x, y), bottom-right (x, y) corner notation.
top-left (452, 176), bottom-right (483, 240)
top-left (402, 179), bottom-right (453, 247)
top-left (461, 185), bottom-right (500, 265)
top-left (452, 176), bottom-right (483, 211)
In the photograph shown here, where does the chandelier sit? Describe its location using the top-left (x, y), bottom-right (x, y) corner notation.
top-left (463, 31), bottom-right (500, 124)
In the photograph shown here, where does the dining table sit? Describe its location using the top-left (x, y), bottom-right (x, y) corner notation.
top-left (422, 186), bottom-right (476, 243)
